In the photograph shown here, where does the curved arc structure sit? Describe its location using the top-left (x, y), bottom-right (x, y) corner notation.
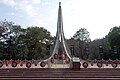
top-left (51, 2), bottom-right (72, 60)
top-left (42, 2), bottom-right (72, 65)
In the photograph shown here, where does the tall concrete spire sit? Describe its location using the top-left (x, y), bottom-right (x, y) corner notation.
top-left (51, 2), bottom-right (72, 59)
top-left (59, 2), bottom-right (61, 7)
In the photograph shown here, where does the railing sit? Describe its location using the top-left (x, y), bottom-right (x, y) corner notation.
top-left (0, 59), bottom-right (120, 68)
top-left (0, 60), bottom-right (48, 68)
top-left (80, 59), bottom-right (120, 68)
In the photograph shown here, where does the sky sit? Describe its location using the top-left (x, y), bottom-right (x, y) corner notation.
top-left (0, 0), bottom-right (120, 41)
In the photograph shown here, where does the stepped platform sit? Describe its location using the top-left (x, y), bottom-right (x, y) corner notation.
top-left (0, 68), bottom-right (120, 80)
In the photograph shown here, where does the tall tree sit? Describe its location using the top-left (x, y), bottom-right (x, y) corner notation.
top-left (73, 28), bottom-right (91, 59)
top-left (0, 19), bottom-right (16, 60)
top-left (107, 26), bottom-right (120, 60)
top-left (73, 28), bottom-right (90, 42)
top-left (0, 20), bottom-right (53, 60)
top-left (24, 27), bottom-right (52, 60)
top-left (108, 26), bottom-right (120, 48)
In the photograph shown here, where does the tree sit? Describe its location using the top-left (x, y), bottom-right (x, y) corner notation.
top-left (107, 26), bottom-right (120, 60)
top-left (73, 28), bottom-right (90, 42)
top-left (108, 26), bottom-right (120, 48)
top-left (24, 27), bottom-right (52, 60)
top-left (0, 20), bottom-right (53, 60)
top-left (73, 28), bottom-right (91, 59)
top-left (0, 20), bottom-right (25, 60)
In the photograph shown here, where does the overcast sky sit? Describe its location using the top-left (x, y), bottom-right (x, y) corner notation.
top-left (0, 0), bottom-right (120, 40)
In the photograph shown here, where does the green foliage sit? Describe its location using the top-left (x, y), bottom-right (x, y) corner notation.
top-left (0, 20), bottom-right (52, 60)
top-left (72, 28), bottom-right (91, 59)
top-left (1, 20), bottom-right (120, 61)
top-left (108, 26), bottom-right (120, 48)
top-left (73, 28), bottom-right (91, 42)
top-left (24, 27), bottom-right (52, 59)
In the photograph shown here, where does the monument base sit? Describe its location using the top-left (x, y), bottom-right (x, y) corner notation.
top-left (72, 57), bottom-right (80, 70)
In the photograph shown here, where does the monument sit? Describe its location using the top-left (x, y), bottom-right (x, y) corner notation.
top-left (47, 2), bottom-right (77, 68)
top-left (50, 2), bottom-right (72, 61)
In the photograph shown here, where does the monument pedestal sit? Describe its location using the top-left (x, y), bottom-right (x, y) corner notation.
top-left (72, 57), bottom-right (80, 70)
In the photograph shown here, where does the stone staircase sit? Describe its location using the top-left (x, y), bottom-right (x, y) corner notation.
top-left (0, 68), bottom-right (120, 80)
